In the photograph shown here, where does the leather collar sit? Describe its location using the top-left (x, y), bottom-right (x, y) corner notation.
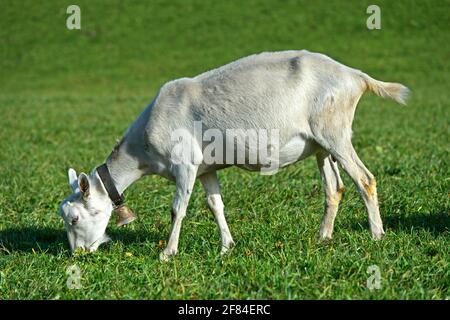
top-left (96, 163), bottom-right (125, 208)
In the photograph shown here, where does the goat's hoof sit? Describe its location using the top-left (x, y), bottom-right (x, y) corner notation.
top-left (220, 240), bottom-right (235, 256)
top-left (318, 233), bottom-right (333, 242)
top-left (372, 231), bottom-right (385, 240)
top-left (159, 249), bottom-right (176, 262)
top-left (159, 252), bottom-right (170, 262)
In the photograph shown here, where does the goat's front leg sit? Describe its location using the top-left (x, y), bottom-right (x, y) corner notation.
top-left (160, 164), bottom-right (197, 261)
top-left (199, 171), bottom-right (235, 255)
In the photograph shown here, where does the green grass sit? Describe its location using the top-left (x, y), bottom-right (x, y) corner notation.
top-left (0, 0), bottom-right (448, 299)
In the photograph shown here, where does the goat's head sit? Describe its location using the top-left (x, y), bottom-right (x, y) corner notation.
top-left (59, 168), bottom-right (112, 253)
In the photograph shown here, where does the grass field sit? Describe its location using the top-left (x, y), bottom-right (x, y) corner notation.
top-left (0, 0), bottom-right (448, 299)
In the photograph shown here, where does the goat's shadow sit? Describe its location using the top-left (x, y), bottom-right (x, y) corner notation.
top-left (345, 208), bottom-right (449, 237)
top-left (0, 225), bottom-right (162, 256)
top-left (1, 209), bottom-right (447, 256)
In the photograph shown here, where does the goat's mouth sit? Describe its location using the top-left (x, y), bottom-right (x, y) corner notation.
top-left (69, 234), bottom-right (111, 254)
top-left (72, 247), bottom-right (92, 254)
top-left (71, 244), bottom-right (98, 254)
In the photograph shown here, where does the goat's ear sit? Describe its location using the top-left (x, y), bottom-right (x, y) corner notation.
top-left (68, 168), bottom-right (78, 192)
top-left (78, 172), bottom-right (90, 198)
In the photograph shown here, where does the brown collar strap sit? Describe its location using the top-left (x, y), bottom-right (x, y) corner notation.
top-left (96, 163), bottom-right (125, 208)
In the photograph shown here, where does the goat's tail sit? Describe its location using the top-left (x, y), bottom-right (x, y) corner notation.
top-left (359, 72), bottom-right (410, 105)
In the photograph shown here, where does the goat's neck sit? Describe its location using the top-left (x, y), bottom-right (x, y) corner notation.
top-left (104, 145), bottom-right (144, 195)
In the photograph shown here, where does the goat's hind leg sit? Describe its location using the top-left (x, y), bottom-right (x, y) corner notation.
top-left (316, 151), bottom-right (345, 240)
top-left (330, 142), bottom-right (385, 240)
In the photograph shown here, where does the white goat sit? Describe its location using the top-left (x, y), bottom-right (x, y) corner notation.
top-left (59, 50), bottom-right (409, 259)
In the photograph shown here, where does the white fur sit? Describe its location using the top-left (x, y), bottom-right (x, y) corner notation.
top-left (60, 50), bottom-right (409, 257)
top-left (60, 169), bottom-right (112, 252)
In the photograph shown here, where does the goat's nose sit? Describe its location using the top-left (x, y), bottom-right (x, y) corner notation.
top-left (71, 216), bottom-right (79, 225)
